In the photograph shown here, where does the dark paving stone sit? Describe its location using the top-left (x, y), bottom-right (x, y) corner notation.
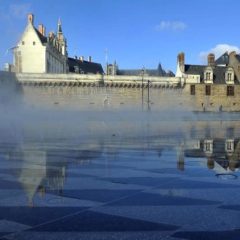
top-left (61, 189), bottom-right (140, 202)
top-left (158, 179), bottom-right (238, 189)
top-left (0, 233), bottom-right (9, 238)
top-left (0, 169), bottom-right (20, 175)
top-left (0, 180), bottom-right (22, 190)
top-left (66, 164), bottom-right (135, 178)
top-left (103, 177), bottom-right (238, 189)
top-left (173, 230), bottom-right (240, 240)
top-left (101, 177), bottom-right (178, 187)
top-left (0, 207), bottom-right (86, 226)
top-left (31, 210), bottom-right (180, 232)
top-left (147, 168), bottom-right (184, 174)
top-left (108, 192), bottom-right (221, 206)
top-left (0, 232), bottom-right (176, 240)
top-left (148, 168), bottom-right (213, 177)
top-left (219, 205), bottom-right (240, 211)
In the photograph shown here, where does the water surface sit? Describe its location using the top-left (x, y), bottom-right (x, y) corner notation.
top-left (1, 106), bottom-right (240, 240)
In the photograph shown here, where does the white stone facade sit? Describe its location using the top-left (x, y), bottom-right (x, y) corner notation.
top-left (14, 14), bottom-right (67, 74)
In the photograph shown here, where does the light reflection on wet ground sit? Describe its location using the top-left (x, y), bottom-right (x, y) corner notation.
top-left (1, 110), bottom-right (240, 239)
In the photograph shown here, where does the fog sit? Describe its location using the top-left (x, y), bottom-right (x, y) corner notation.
top-left (1, 93), bottom-right (240, 145)
top-left (1, 81), bottom-right (240, 210)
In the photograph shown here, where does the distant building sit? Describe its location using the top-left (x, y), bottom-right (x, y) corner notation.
top-left (68, 56), bottom-right (104, 74)
top-left (4, 63), bottom-right (14, 72)
top-left (13, 14), bottom-right (68, 73)
top-left (106, 61), bottom-right (174, 77)
top-left (176, 52), bottom-right (236, 85)
top-left (176, 52), bottom-right (240, 111)
top-left (13, 13), bottom-right (104, 75)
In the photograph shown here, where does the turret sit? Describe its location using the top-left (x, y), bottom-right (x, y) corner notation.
top-left (57, 18), bottom-right (63, 39)
top-left (28, 13), bottom-right (34, 25)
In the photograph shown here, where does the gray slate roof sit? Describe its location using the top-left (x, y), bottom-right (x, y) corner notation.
top-left (235, 54), bottom-right (240, 62)
top-left (68, 58), bottom-right (104, 74)
top-left (215, 52), bottom-right (229, 65)
top-left (117, 64), bottom-right (174, 77)
top-left (184, 64), bottom-right (237, 84)
top-left (34, 28), bottom-right (47, 44)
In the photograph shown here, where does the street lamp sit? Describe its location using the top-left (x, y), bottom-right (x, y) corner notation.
top-left (141, 67), bottom-right (145, 110)
top-left (147, 80), bottom-right (151, 111)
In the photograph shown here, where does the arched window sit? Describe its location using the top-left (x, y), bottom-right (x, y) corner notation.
top-left (225, 67), bottom-right (234, 84)
top-left (204, 67), bottom-right (213, 83)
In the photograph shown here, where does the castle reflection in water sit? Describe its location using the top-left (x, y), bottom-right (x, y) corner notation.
top-left (1, 115), bottom-right (240, 206)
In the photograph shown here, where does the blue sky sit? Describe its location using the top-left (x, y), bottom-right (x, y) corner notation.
top-left (0, 0), bottom-right (240, 72)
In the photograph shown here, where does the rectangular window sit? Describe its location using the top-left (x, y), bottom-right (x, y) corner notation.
top-left (226, 141), bottom-right (233, 151)
top-left (227, 86), bottom-right (234, 96)
top-left (205, 85), bottom-right (211, 96)
top-left (205, 142), bottom-right (211, 151)
top-left (206, 72), bottom-right (211, 80)
top-left (227, 73), bottom-right (232, 81)
top-left (190, 85), bottom-right (195, 95)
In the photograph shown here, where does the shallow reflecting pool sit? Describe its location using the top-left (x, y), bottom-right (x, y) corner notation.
top-left (1, 108), bottom-right (240, 240)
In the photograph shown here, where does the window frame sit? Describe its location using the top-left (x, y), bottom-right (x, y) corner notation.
top-left (205, 85), bottom-right (211, 96)
top-left (190, 85), bottom-right (195, 95)
top-left (206, 72), bottom-right (211, 81)
top-left (227, 85), bottom-right (234, 96)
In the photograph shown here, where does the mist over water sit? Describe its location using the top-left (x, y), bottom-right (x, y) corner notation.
top-left (1, 83), bottom-right (240, 239)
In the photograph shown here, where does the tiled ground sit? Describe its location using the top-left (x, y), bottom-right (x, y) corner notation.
top-left (0, 132), bottom-right (240, 240)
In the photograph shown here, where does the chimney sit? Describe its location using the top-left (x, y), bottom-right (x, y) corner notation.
top-left (38, 24), bottom-right (45, 36)
top-left (49, 31), bottom-right (55, 38)
top-left (208, 53), bottom-right (215, 66)
top-left (229, 51), bottom-right (236, 57)
top-left (28, 13), bottom-right (34, 25)
top-left (88, 56), bottom-right (92, 62)
top-left (177, 52), bottom-right (185, 72)
top-left (80, 56), bottom-right (84, 62)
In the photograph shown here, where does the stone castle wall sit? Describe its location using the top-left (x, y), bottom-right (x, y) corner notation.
top-left (1, 71), bottom-right (240, 112)
top-left (21, 85), bottom-right (187, 111)
top-left (183, 84), bottom-right (240, 112)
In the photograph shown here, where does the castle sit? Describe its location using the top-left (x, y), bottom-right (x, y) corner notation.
top-left (14, 14), bottom-right (68, 73)
top-left (106, 61), bottom-right (174, 77)
top-left (12, 14), bottom-right (103, 74)
top-left (3, 13), bottom-right (240, 112)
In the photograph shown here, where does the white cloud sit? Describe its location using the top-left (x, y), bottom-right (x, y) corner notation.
top-left (155, 21), bottom-right (187, 32)
top-left (199, 44), bottom-right (240, 63)
top-left (9, 3), bottom-right (31, 19)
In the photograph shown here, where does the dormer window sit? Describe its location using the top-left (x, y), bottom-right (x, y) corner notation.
top-left (204, 67), bottom-right (213, 83)
top-left (206, 72), bottom-right (211, 80)
top-left (225, 67), bottom-right (234, 84)
top-left (227, 73), bottom-right (232, 81)
top-left (225, 139), bottom-right (234, 153)
top-left (203, 139), bottom-right (213, 154)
